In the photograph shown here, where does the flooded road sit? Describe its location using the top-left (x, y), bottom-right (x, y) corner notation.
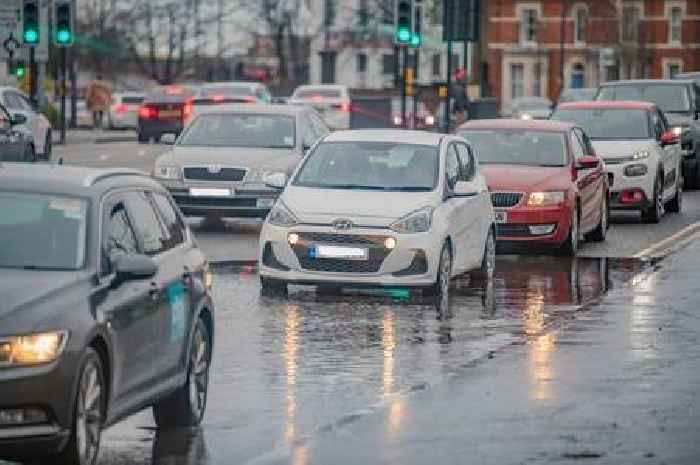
top-left (85, 254), bottom-right (655, 465)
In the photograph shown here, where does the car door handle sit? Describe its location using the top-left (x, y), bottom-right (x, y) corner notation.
top-left (149, 282), bottom-right (161, 301)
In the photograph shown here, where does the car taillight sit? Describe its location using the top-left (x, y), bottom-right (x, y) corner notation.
top-left (333, 102), bottom-right (351, 112)
top-left (114, 104), bottom-right (128, 114)
top-left (183, 99), bottom-right (193, 121)
top-left (212, 95), bottom-right (225, 102)
top-left (138, 105), bottom-right (156, 119)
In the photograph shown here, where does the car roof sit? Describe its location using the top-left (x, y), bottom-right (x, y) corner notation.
top-left (0, 164), bottom-right (158, 197)
top-left (600, 79), bottom-right (694, 86)
top-left (295, 84), bottom-right (347, 90)
top-left (457, 119), bottom-right (575, 132)
top-left (324, 129), bottom-right (444, 145)
top-left (199, 81), bottom-right (263, 89)
top-left (191, 103), bottom-right (305, 116)
top-left (557, 100), bottom-right (655, 110)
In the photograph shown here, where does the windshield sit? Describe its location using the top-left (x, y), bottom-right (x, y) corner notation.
top-left (145, 85), bottom-right (196, 102)
top-left (293, 141), bottom-right (438, 191)
top-left (552, 108), bottom-right (651, 139)
top-left (559, 89), bottom-right (596, 103)
top-left (514, 98), bottom-right (552, 110)
top-left (178, 113), bottom-right (295, 148)
top-left (293, 88), bottom-right (341, 100)
top-left (200, 86), bottom-right (254, 98)
top-left (0, 192), bottom-right (87, 270)
top-left (459, 130), bottom-right (566, 166)
top-left (597, 85), bottom-right (691, 113)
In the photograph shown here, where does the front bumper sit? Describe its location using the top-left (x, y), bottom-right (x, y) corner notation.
top-left (162, 182), bottom-right (279, 218)
top-left (0, 353), bottom-right (81, 461)
top-left (259, 223), bottom-right (440, 287)
top-left (494, 205), bottom-right (571, 245)
top-left (605, 162), bottom-right (654, 210)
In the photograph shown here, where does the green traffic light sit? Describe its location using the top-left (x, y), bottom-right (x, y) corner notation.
top-left (410, 34), bottom-right (421, 47)
top-left (24, 29), bottom-right (38, 44)
top-left (57, 29), bottom-right (71, 44)
top-left (15, 67), bottom-right (25, 78)
top-left (397, 27), bottom-right (411, 43)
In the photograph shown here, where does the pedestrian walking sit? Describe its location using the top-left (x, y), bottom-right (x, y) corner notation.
top-left (452, 68), bottom-right (470, 126)
top-left (85, 75), bottom-right (112, 130)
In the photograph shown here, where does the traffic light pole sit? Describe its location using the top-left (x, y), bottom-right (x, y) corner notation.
top-left (401, 46), bottom-right (408, 129)
top-left (60, 47), bottom-right (67, 145)
top-left (444, 40), bottom-right (453, 134)
top-left (29, 46), bottom-right (37, 107)
top-left (412, 49), bottom-right (419, 130)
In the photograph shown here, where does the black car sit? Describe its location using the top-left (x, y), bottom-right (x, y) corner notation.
top-left (596, 79), bottom-right (700, 188)
top-left (0, 102), bottom-right (34, 163)
top-left (0, 165), bottom-right (214, 465)
top-left (138, 84), bottom-right (198, 143)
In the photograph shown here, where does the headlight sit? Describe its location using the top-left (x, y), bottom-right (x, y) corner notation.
top-left (0, 331), bottom-right (68, 366)
top-left (424, 115), bottom-right (435, 126)
top-left (527, 191), bottom-right (565, 207)
top-left (154, 165), bottom-right (180, 180)
top-left (267, 200), bottom-right (298, 227)
top-left (391, 206), bottom-right (433, 233)
top-left (672, 125), bottom-right (689, 136)
top-left (631, 149), bottom-right (650, 160)
top-left (520, 113), bottom-right (533, 120)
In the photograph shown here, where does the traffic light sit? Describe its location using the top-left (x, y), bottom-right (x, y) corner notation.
top-left (395, 0), bottom-right (414, 45)
top-left (22, 0), bottom-right (39, 45)
top-left (410, 4), bottom-right (422, 47)
top-left (54, 0), bottom-right (74, 46)
top-left (9, 60), bottom-right (26, 78)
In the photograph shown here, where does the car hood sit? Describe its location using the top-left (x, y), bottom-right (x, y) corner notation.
top-left (515, 109), bottom-right (551, 119)
top-left (480, 164), bottom-right (571, 192)
top-left (590, 139), bottom-right (655, 160)
top-left (0, 269), bottom-right (83, 324)
top-left (281, 186), bottom-right (435, 226)
top-left (159, 146), bottom-right (301, 172)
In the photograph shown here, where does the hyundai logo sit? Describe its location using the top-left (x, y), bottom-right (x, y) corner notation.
top-left (207, 165), bottom-right (222, 174)
top-left (333, 219), bottom-right (354, 231)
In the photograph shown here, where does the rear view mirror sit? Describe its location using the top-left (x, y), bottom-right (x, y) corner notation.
top-left (450, 180), bottom-right (479, 198)
top-left (263, 172), bottom-right (288, 189)
top-left (660, 131), bottom-right (680, 146)
top-left (114, 254), bottom-right (158, 280)
top-left (11, 114), bottom-right (27, 125)
top-left (576, 156), bottom-right (600, 170)
top-left (161, 133), bottom-right (177, 145)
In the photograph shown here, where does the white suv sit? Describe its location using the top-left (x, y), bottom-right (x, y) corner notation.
top-left (258, 130), bottom-right (496, 299)
top-left (553, 101), bottom-right (682, 223)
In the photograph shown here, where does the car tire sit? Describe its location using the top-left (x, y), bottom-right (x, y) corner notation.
top-left (472, 228), bottom-right (496, 281)
top-left (260, 277), bottom-right (288, 296)
top-left (42, 132), bottom-right (52, 161)
top-left (25, 144), bottom-right (36, 163)
top-left (425, 242), bottom-right (452, 304)
top-left (153, 318), bottom-right (211, 428)
top-left (562, 207), bottom-right (579, 256)
top-left (45, 348), bottom-right (105, 465)
top-left (642, 176), bottom-right (663, 224)
top-left (587, 196), bottom-right (608, 242)
top-left (666, 173), bottom-right (683, 213)
top-left (691, 154), bottom-right (700, 190)
top-left (137, 132), bottom-right (149, 144)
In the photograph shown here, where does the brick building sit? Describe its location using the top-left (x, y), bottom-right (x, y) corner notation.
top-left (486, 0), bottom-right (700, 111)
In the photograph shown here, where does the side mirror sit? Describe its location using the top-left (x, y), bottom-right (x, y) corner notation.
top-left (161, 133), bottom-right (177, 145)
top-left (660, 131), bottom-right (680, 146)
top-left (263, 172), bottom-right (288, 190)
top-left (114, 254), bottom-right (158, 280)
top-left (450, 180), bottom-right (479, 198)
top-left (576, 155), bottom-right (600, 170)
top-left (11, 114), bottom-right (27, 125)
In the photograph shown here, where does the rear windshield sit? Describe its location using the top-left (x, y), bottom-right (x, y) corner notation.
top-left (597, 84), bottom-right (690, 113)
top-left (178, 113), bottom-right (296, 148)
top-left (459, 130), bottom-right (566, 167)
top-left (0, 192), bottom-right (87, 270)
top-left (121, 96), bottom-right (144, 105)
top-left (199, 86), bottom-right (254, 98)
top-left (293, 89), bottom-right (341, 99)
top-left (552, 108), bottom-right (651, 140)
top-left (145, 85), bottom-right (196, 102)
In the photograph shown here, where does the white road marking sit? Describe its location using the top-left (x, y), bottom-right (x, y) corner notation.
top-left (633, 220), bottom-right (700, 258)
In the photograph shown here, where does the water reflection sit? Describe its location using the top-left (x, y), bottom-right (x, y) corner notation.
top-left (151, 427), bottom-right (208, 465)
top-left (381, 308), bottom-right (405, 440)
top-left (284, 304), bottom-right (301, 445)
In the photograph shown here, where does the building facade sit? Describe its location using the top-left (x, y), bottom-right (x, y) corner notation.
top-left (487, 0), bottom-right (700, 110)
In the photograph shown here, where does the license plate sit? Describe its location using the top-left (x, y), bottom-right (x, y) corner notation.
top-left (159, 109), bottom-right (181, 118)
top-left (310, 245), bottom-right (368, 261)
top-left (189, 188), bottom-right (231, 197)
top-left (494, 210), bottom-right (507, 224)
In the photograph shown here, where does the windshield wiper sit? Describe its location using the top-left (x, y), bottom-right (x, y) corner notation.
top-left (386, 186), bottom-right (433, 191)
top-left (318, 184), bottom-right (387, 190)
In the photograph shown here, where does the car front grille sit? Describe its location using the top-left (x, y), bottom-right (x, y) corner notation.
top-left (491, 192), bottom-right (523, 208)
top-left (291, 233), bottom-right (391, 273)
top-left (496, 224), bottom-right (532, 237)
top-left (172, 196), bottom-right (257, 208)
top-left (183, 167), bottom-right (247, 182)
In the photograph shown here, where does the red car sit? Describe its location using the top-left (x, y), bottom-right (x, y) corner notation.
top-left (457, 119), bottom-right (609, 255)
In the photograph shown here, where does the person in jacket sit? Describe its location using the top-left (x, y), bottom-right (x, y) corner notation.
top-left (85, 75), bottom-right (112, 129)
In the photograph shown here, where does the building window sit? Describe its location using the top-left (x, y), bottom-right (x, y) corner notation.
top-left (533, 62), bottom-right (541, 96)
top-left (511, 63), bottom-right (524, 99)
top-left (324, 0), bottom-right (335, 28)
top-left (432, 53), bottom-right (441, 76)
top-left (571, 63), bottom-right (585, 88)
top-left (382, 53), bottom-right (394, 75)
top-left (666, 61), bottom-right (682, 79)
top-left (574, 8), bottom-right (588, 44)
top-left (520, 8), bottom-right (538, 45)
top-left (358, 0), bottom-right (369, 28)
top-left (381, 0), bottom-right (393, 25)
top-left (669, 6), bottom-right (682, 43)
top-left (357, 53), bottom-right (368, 73)
top-left (622, 6), bottom-right (640, 42)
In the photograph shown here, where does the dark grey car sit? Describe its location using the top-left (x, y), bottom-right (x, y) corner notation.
top-left (596, 80), bottom-right (700, 188)
top-left (0, 165), bottom-right (215, 465)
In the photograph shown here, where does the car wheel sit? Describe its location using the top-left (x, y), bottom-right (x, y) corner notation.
top-left (562, 207), bottom-right (579, 256)
top-left (137, 132), bottom-right (149, 143)
top-left (691, 155), bottom-right (700, 189)
top-left (46, 348), bottom-right (104, 465)
top-left (260, 277), bottom-right (288, 296)
top-left (472, 228), bottom-right (496, 281)
top-left (666, 173), bottom-right (682, 213)
top-left (426, 242), bottom-right (452, 304)
top-left (642, 176), bottom-right (663, 224)
top-left (153, 318), bottom-right (211, 428)
top-left (25, 144), bottom-right (36, 163)
top-left (43, 133), bottom-right (52, 161)
top-left (587, 196), bottom-right (608, 242)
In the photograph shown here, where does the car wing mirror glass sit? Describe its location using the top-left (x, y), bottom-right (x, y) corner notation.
top-left (451, 180), bottom-right (479, 198)
top-left (576, 156), bottom-right (599, 170)
top-left (11, 113), bottom-right (27, 125)
top-left (263, 172), bottom-right (288, 189)
top-left (114, 254), bottom-right (158, 280)
top-left (161, 133), bottom-right (177, 145)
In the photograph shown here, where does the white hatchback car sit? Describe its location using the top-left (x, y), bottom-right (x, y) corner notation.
top-left (552, 101), bottom-right (683, 223)
top-left (0, 87), bottom-right (51, 160)
top-left (258, 130), bottom-right (496, 298)
top-left (289, 84), bottom-right (351, 130)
